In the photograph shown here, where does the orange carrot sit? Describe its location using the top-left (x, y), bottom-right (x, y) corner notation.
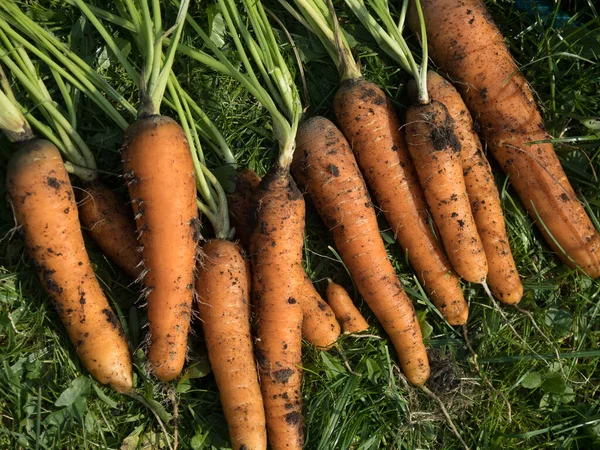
top-left (228, 168), bottom-right (262, 248)
top-left (229, 168), bottom-right (340, 349)
top-left (77, 181), bottom-right (142, 279)
top-left (7, 140), bottom-right (132, 393)
top-left (123, 115), bottom-right (198, 382)
top-left (250, 169), bottom-right (305, 448)
top-left (326, 279), bottom-right (369, 334)
top-left (293, 116), bottom-right (430, 386)
top-left (426, 71), bottom-right (523, 304)
top-left (334, 79), bottom-right (468, 324)
top-left (196, 240), bottom-right (266, 450)
top-left (405, 93), bottom-right (488, 284)
top-left (411, 0), bottom-right (600, 278)
top-left (297, 270), bottom-right (340, 349)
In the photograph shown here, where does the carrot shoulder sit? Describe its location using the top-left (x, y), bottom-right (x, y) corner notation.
top-left (250, 169), bottom-right (305, 449)
top-left (196, 240), bottom-right (266, 450)
top-left (426, 71), bottom-right (523, 304)
top-left (334, 79), bottom-right (468, 325)
top-left (293, 116), bottom-right (429, 386)
top-left (123, 115), bottom-right (198, 382)
top-left (7, 140), bottom-right (132, 393)
top-left (412, 0), bottom-right (600, 278)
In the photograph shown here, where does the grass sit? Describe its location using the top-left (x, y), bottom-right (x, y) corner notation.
top-left (1, 0), bottom-right (600, 448)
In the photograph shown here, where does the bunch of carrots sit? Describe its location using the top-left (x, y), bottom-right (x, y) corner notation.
top-left (2, 0), bottom-right (598, 448)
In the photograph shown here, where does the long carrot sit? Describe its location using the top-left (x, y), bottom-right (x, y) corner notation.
top-left (196, 240), bottom-right (266, 450)
top-left (6, 142), bottom-right (133, 394)
top-left (293, 116), bottom-right (430, 387)
top-left (410, 0), bottom-right (600, 278)
top-left (76, 0), bottom-right (196, 382)
top-left (426, 71), bottom-right (523, 304)
top-left (0, 59), bottom-right (132, 393)
top-left (282, 0), bottom-right (468, 325)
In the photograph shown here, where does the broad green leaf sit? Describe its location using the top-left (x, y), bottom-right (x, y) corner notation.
top-left (521, 371), bottom-right (542, 389)
top-left (55, 377), bottom-right (91, 407)
top-left (541, 372), bottom-right (567, 394)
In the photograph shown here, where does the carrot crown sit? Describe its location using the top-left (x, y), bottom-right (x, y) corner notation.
top-left (344, 0), bottom-right (430, 104)
top-left (278, 0), bottom-right (362, 82)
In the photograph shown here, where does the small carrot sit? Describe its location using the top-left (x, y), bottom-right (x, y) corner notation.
top-left (426, 71), bottom-right (523, 304)
top-left (293, 116), bottom-right (430, 387)
top-left (326, 279), bottom-right (369, 334)
top-left (77, 182), bottom-right (142, 279)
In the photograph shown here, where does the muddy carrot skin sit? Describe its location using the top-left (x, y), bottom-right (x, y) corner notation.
top-left (405, 96), bottom-right (488, 284)
top-left (411, 0), bottom-right (600, 277)
top-left (426, 71), bottom-right (523, 304)
top-left (7, 141), bottom-right (133, 393)
top-left (122, 115), bottom-right (198, 382)
top-left (229, 168), bottom-right (340, 348)
top-left (249, 168), bottom-right (305, 449)
top-left (326, 279), bottom-right (369, 334)
top-left (77, 181), bottom-right (142, 279)
top-left (334, 79), bottom-right (468, 324)
top-left (196, 240), bottom-right (266, 450)
top-left (293, 116), bottom-right (429, 387)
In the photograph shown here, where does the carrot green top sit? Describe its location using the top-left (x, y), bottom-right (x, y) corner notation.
top-left (344, 0), bottom-right (430, 104)
top-left (0, 31), bottom-right (98, 181)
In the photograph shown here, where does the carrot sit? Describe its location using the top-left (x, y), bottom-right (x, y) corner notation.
top-left (76, 0), bottom-right (197, 382)
top-left (196, 240), bottom-right (266, 450)
top-left (404, 94), bottom-right (487, 283)
top-left (228, 168), bottom-right (262, 248)
top-left (297, 270), bottom-right (340, 349)
top-left (123, 115), bottom-right (197, 381)
top-left (6, 141), bottom-right (133, 393)
top-left (426, 71), bottom-right (523, 304)
top-left (229, 168), bottom-right (340, 349)
top-left (250, 169), bottom-right (305, 448)
top-left (410, 0), bottom-right (600, 278)
top-left (284, 0), bottom-right (468, 325)
top-left (77, 182), bottom-right (142, 279)
top-left (293, 116), bottom-right (430, 387)
top-left (326, 279), bottom-right (369, 334)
